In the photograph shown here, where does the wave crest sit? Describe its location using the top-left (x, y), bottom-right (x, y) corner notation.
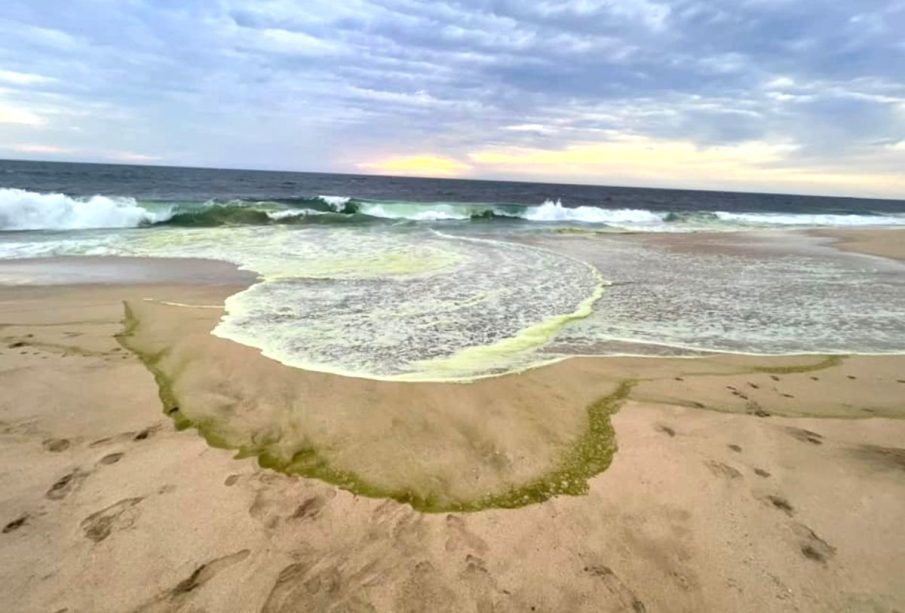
top-left (523, 199), bottom-right (663, 224)
top-left (0, 188), bottom-right (169, 230)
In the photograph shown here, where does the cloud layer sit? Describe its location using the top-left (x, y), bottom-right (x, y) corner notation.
top-left (1, 0), bottom-right (903, 197)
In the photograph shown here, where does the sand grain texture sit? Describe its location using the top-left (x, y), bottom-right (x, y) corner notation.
top-left (1, 232), bottom-right (904, 612)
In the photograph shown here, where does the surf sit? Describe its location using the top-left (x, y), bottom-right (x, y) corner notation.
top-left (4, 188), bottom-right (905, 232)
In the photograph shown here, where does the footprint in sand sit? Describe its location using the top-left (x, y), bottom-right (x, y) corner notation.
top-left (171, 550), bottom-right (250, 595)
top-left (3, 514), bottom-right (28, 534)
top-left (655, 424), bottom-right (676, 437)
top-left (133, 425), bottom-right (160, 441)
top-left (766, 495), bottom-right (794, 516)
top-left (132, 549), bottom-right (250, 612)
top-left (395, 560), bottom-right (459, 613)
top-left (791, 523), bottom-right (836, 564)
top-left (746, 401), bottom-right (771, 417)
top-left (462, 554), bottom-right (490, 580)
top-left (46, 468), bottom-right (89, 500)
top-left (703, 460), bottom-right (742, 480)
top-left (445, 514), bottom-right (488, 554)
top-left (88, 423), bottom-right (161, 449)
top-left (290, 496), bottom-right (325, 521)
top-left (261, 550), bottom-right (379, 613)
top-left (583, 564), bottom-right (647, 612)
top-left (80, 497), bottom-right (144, 542)
top-left (457, 554), bottom-right (497, 611)
top-left (784, 427), bottom-right (823, 445)
top-left (97, 452), bottom-right (124, 466)
top-left (42, 438), bottom-right (70, 452)
top-left (260, 561), bottom-right (314, 613)
top-left (849, 444), bottom-right (905, 472)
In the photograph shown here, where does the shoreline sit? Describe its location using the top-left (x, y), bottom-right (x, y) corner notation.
top-left (811, 227), bottom-right (905, 261)
top-left (1, 227), bottom-right (905, 611)
top-left (5, 227), bottom-right (905, 385)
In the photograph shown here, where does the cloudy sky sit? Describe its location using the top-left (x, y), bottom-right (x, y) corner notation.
top-left (1, 0), bottom-right (904, 197)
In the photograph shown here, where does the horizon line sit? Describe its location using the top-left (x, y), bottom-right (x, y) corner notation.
top-left (1, 156), bottom-right (903, 204)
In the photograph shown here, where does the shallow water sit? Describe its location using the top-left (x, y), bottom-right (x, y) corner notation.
top-left (538, 232), bottom-right (905, 356)
top-left (2, 161), bottom-right (905, 380)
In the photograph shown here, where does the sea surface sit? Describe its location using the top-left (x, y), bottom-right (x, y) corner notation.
top-left (2, 159), bottom-right (905, 380)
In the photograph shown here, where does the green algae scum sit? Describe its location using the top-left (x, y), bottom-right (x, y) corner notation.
top-left (118, 301), bottom-right (637, 513)
top-left (119, 290), bottom-right (891, 514)
top-left (253, 375), bottom-right (630, 514)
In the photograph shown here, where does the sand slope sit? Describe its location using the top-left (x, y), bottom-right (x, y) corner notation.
top-left (0, 280), bottom-right (903, 612)
top-left (1, 230), bottom-right (904, 612)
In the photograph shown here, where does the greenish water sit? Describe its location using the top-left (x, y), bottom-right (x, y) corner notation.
top-left (3, 162), bottom-right (905, 381)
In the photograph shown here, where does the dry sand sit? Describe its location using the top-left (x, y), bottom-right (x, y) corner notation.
top-left (1, 231), bottom-right (904, 612)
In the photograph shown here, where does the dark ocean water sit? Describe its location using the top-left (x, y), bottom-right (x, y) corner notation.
top-left (3, 158), bottom-right (904, 214)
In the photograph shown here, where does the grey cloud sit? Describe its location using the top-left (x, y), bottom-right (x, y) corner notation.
top-left (0, 0), bottom-right (902, 178)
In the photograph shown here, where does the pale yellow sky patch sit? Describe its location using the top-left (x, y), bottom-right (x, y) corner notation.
top-left (8, 143), bottom-right (70, 155)
top-left (467, 136), bottom-right (905, 198)
top-left (358, 154), bottom-right (472, 177)
top-left (0, 104), bottom-right (44, 126)
top-left (469, 136), bottom-right (793, 170)
top-left (0, 70), bottom-right (55, 86)
top-left (108, 151), bottom-right (163, 163)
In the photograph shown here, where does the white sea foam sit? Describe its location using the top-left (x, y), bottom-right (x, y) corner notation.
top-left (352, 198), bottom-right (670, 225)
top-left (266, 209), bottom-right (326, 220)
top-left (317, 195), bottom-right (351, 210)
top-left (361, 203), bottom-right (471, 221)
top-left (522, 199), bottom-right (664, 225)
top-left (714, 211), bottom-right (905, 227)
top-left (0, 188), bottom-right (168, 230)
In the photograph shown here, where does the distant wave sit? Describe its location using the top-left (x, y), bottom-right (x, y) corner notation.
top-left (3, 188), bottom-right (905, 231)
top-left (522, 199), bottom-right (664, 224)
top-left (713, 211), bottom-right (905, 227)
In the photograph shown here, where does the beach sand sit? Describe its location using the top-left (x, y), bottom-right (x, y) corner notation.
top-left (813, 228), bottom-right (905, 261)
top-left (1, 231), bottom-right (904, 612)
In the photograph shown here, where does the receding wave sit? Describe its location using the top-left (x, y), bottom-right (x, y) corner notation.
top-left (3, 188), bottom-right (905, 231)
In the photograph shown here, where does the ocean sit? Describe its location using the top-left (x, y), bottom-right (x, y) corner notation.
top-left (2, 159), bottom-right (905, 380)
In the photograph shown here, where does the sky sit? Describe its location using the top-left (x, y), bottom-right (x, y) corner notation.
top-left (1, 0), bottom-right (904, 198)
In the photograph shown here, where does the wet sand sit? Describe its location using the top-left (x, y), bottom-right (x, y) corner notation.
top-left (1, 231), bottom-right (904, 612)
top-left (813, 228), bottom-right (905, 261)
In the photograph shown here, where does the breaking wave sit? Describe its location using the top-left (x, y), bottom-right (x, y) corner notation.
top-left (3, 188), bottom-right (905, 232)
top-left (0, 188), bottom-right (170, 230)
